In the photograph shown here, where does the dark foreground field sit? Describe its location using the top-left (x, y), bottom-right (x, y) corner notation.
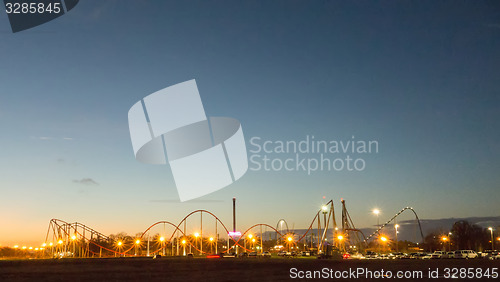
top-left (0, 257), bottom-right (499, 282)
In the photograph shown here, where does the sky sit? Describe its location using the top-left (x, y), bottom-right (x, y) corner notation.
top-left (0, 0), bottom-right (499, 247)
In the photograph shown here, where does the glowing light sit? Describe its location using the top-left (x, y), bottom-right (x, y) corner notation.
top-left (159, 237), bottom-right (165, 242)
top-left (42, 243), bottom-right (47, 247)
top-left (35, 248), bottom-right (39, 251)
top-left (71, 235), bottom-right (77, 240)
top-left (337, 235), bottom-right (344, 240)
top-left (395, 224), bottom-right (399, 229)
top-left (182, 239), bottom-right (186, 245)
top-left (252, 238), bottom-right (256, 243)
top-left (228, 231), bottom-right (241, 237)
top-left (135, 239), bottom-right (141, 245)
top-left (373, 209), bottom-right (380, 215)
top-left (321, 205), bottom-right (328, 212)
top-left (28, 247), bottom-right (33, 250)
top-left (248, 234), bottom-right (253, 239)
top-left (488, 227), bottom-right (493, 231)
top-left (380, 236), bottom-right (387, 242)
top-left (22, 246), bottom-right (27, 250)
top-left (287, 236), bottom-right (293, 242)
top-left (13, 245), bottom-right (18, 249)
top-left (442, 237), bottom-right (448, 241)
top-left (58, 240), bottom-right (63, 244)
top-left (49, 242), bottom-right (53, 247)
top-left (209, 237), bottom-right (214, 242)
top-left (194, 232), bottom-right (200, 238)
top-left (117, 241), bottom-right (123, 246)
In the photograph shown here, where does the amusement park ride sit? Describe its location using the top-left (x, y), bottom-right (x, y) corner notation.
top-left (43, 198), bottom-right (424, 258)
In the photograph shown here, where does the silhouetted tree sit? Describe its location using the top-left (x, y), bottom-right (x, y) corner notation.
top-left (451, 221), bottom-right (487, 250)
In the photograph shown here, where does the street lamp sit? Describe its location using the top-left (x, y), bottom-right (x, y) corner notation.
top-left (159, 236), bottom-right (165, 255)
top-left (135, 239), bottom-right (141, 256)
top-left (181, 239), bottom-right (186, 256)
top-left (71, 235), bottom-right (77, 257)
top-left (245, 234), bottom-right (253, 251)
top-left (441, 236), bottom-right (449, 252)
top-left (395, 224), bottom-right (399, 252)
top-left (373, 209), bottom-right (380, 233)
top-left (209, 237), bottom-right (214, 254)
top-left (488, 227), bottom-right (494, 250)
top-left (322, 205), bottom-right (328, 232)
top-left (287, 236), bottom-right (293, 251)
top-left (194, 232), bottom-right (200, 255)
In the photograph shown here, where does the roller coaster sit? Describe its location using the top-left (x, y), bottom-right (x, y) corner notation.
top-left (42, 199), bottom-right (425, 258)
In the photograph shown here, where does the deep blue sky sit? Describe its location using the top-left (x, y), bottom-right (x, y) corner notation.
top-left (1, 0), bottom-right (499, 245)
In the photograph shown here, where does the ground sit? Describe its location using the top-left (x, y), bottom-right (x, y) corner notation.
top-left (0, 257), bottom-right (499, 281)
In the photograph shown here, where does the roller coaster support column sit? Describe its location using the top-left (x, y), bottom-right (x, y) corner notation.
top-left (233, 197), bottom-right (238, 254)
top-left (147, 235), bottom-right (150, 256)
top-left (317, 212), bottom-right (321, 252)
top-left (260, 225), bottom-right (263, 254)
top-left (200, 212), bottom-right (203, 255)
top-left (215, 219), bottom-right (218, 254)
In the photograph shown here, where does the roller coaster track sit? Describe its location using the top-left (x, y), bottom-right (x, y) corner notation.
top-left (45, 210), bottom-right (293, 257)
top-left (363, 207), bottom-right (425, 243)
top-left (44, 200), bottom-right (424, 257)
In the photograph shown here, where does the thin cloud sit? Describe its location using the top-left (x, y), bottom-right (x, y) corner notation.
top-left (150, 199), bottom-right (225, 203)
top-left (485, 23), bottom-right (500, 29)
top-left (73, 178), bottom-right (99, 186)
top-left (30, 136), bottom-right (74, 141)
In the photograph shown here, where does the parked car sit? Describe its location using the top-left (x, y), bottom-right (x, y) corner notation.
top-left (392, 252), bottom-right (405, 259)
top-left (300, 251), bottom-right (311, 257)
top-left (409, 253), bottom-right (427, 259)
top-left (277, 251), bottom-right (286, 256)
top-left (443, 251), bottom-right (455, 259)
top-left (222, 252), bottom-right (236, 258)
top-left (488, 251), bottom-right (500, 260)
top-left (453, 250), bottom-right (478, 259)
top-left (261, 251), bottom-right (271, 257)
top-left (422, 253), bottom-right (433, 259)
top-left (431, 251), bottom-right (446, 259)
top-left (248, 252), bottom-right (258, 257)
top-left (481, 250), bottom-right (495, 258)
